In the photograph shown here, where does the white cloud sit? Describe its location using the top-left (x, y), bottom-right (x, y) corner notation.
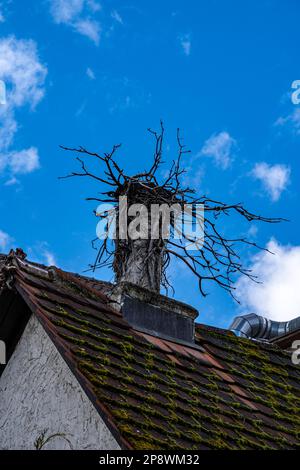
top-left (251, 162), bottom-right (290, 202)
top-left (200, 131), bottom-right (236, 169)
top-left (50, 0), bottom-right (84, 23)
top-left (275, 108), bottom-right (300, 134)
top-left (0, 1), bottom-right (6, 23)
top-left (111, 10), bottom-right (123, 24)
top-left (75, 100), bottom-right (86, 117)
top-left (247, 224), bottom-right (258, 238)
top-left (0, 229), bottom-right (12, 251)
top-left (8, 147), bottom-right (40, 175)
top-left (236, 239), bottom-right (300, 321)
top-left (74, 18), bottom-right (100, 45)
top-left (87, 0), bottom-right (101, 12)
top-left (287, 108), bottom-right (300, 133)
top-left (180, 34), bottom-right (191, 56)
top-left (183, 165), bottom-right (204, 190)
top-left (108, 94), bottom-right (133, 114)
top-left (0, 36), bottom-right (47, 110)
top-left (49, 0), bottom-right (101, 45)
top-left (27, 241), bottom-right (57, 267)
top-left (4, 176), bottom-right (19, 186)
top-left (43, 249), bottom-right (56, 266)
top-left (0, 111), bottom-right (17, 151)
top-left (86, 67), bottom-right (95, 80)
top-left (0, 36), bottom-right (46, 177)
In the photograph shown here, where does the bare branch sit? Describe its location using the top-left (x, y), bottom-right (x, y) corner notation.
top-left (60, 122), bottom-right (285, 300)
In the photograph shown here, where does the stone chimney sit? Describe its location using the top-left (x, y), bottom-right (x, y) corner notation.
top-left (109, 182), bottom-right (198, 345)
top-left (112, 182), bottom-right (166, 293)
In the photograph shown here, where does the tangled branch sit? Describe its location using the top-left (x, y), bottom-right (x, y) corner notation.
top-left (60, 122), bottom-right (285, 301)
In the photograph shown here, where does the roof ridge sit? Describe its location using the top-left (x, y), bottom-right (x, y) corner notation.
top-left (51, 268), bottom-right (122, 317)
top-left (0, 249), bottom-right (119, 313)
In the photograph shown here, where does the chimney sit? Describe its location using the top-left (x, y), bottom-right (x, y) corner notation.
top-left (113, 182), bottom-right (166, 293)
top-left (109, 181), bottom-right (198, 345)
top-left (110, 281), bottom-right (198, 344)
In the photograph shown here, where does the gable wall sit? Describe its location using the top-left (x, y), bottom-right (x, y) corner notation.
top-left (0, 314), bottom-right (120, 450)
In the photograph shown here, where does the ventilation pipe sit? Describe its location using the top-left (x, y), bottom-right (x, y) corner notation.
top-left (230, 313), bottom-right (300, 340)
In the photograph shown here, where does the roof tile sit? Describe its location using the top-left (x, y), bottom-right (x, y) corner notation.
top-left (1, 254), bottom-right (299, 450)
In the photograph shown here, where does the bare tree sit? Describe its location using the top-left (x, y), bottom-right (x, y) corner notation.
top-left (60, 122), bottom-right (284, 301)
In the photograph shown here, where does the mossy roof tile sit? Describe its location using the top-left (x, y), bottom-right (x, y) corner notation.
top-left (1, 256), bottom-right (300, 450)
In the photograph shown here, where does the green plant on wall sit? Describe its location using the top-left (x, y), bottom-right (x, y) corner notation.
top-left (34, 429), bottom-right (72, 450)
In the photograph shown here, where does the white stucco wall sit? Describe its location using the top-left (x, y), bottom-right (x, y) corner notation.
top-left (0, 314), bottom-right (120, 450)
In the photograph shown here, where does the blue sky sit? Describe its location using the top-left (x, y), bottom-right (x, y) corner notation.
top-left (1, 0), bottom-right (300, 328)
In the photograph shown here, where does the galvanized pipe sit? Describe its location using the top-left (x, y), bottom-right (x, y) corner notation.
top-left (230, 313), bottom-right (300, 340)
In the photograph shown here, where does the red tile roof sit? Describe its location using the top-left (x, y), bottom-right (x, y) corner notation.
top-left (1, 252), bottom-right (300, 450)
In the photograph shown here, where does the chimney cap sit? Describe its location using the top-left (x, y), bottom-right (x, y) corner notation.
top-left (108, 281), bottom-right (198, 344)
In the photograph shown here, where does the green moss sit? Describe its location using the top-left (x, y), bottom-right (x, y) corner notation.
top-left (145, 352), bottom-right (155, 369)
top-left (133, 440), bottom-right (161, 450)
top-left (80, 366), bottom-right (108, 386)
top-left (207, 381), bottom-right (219, 392)
top-left (59, 332), bottom-right (108, 353)
top-left (209, 436), bottom-right (232, 450)
top-left (47, 295), bottom-right (300, 450)
top-left (111, 409), bottom-right (130, 420)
